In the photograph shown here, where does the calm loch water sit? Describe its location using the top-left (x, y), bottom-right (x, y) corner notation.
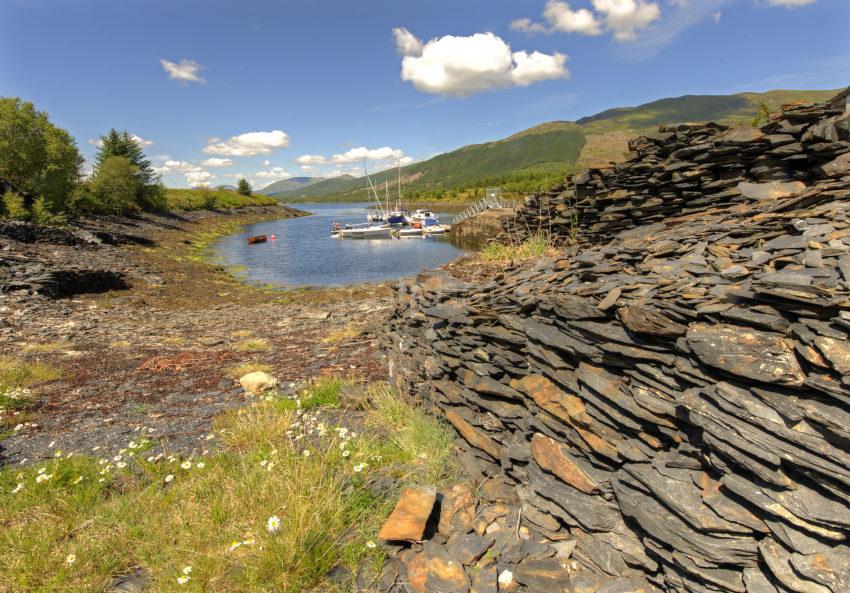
top-left (212, 202), bottom-right (465, 287)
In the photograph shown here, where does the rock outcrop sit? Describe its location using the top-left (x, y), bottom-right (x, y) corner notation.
top-left (381, 91), bottom-right (850, 593)
top-left (503, 97), bottom-right (850, 247)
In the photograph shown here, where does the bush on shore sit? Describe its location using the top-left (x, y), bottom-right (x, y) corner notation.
top-left (0, 96), bottom-right (273, 222)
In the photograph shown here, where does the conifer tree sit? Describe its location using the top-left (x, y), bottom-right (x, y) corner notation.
top-left (94, 129), bottom-right (156, 187)
top-left (236, 178), bottom-right (252, 196)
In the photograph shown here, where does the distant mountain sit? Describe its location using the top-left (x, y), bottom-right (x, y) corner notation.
top-left (215, 184), bottom-right (237, 191)
top-left (257, 176), bottom-right (326, 195)
top-left (269, 88), bottom-right (840, 203)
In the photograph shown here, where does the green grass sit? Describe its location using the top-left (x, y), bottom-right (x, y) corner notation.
top-left (235, 339), bottom-right (271, 352)
top-left (0, 380), bottom-right (456, 592)
top-left (480, 232), bottom-right (561, 262)
top-left (0, 358), bottom-right (63, 391)
top-left (0, 358), bottom-right (63, 436)
top-left (163, 188), bottom-right (278, 212)
top-left (274, 377), bottom-right (346, 411)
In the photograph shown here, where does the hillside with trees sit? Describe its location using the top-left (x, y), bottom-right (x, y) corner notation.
top-left (268, 88), bottom-right (840, 204)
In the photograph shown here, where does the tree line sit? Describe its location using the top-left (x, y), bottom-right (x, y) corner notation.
top-left (0, 97), bottom-right (254, 223)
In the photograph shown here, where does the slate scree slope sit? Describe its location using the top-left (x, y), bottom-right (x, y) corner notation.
top-left (381, 89), bottom-right (850, 593)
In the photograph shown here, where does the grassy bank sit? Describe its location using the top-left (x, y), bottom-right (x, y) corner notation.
top-left (163, 188), bottom-right (279, 212)
top-left (0, 379), bottom-right (456, 592)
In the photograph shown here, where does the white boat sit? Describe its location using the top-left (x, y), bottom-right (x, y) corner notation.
top-left (332, 222), bottom-right (393, 239)
top-left (408, 209), bottom-right (436, 223)
top-left (367, 212), bottom-right (384, 222)
top-left (393, 227), bottom-right (424, 238)
top-left (423, 224), bottom-right (450, 235)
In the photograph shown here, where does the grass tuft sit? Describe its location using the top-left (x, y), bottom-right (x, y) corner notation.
top-left (480, 232), bottom-right (561, 262)
top-left (0, 358), bottom-right (63, 391)
top-left (228, 363), bottom-right (273, 379)
top-left (235, 339), bottom-right (271, 352)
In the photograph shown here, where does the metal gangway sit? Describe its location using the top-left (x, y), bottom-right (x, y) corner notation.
top-left (452, 189), bottom-right (506, 226)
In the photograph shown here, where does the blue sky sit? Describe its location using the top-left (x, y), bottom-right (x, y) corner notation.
top-left (2, 0), bottom-right (848, 188)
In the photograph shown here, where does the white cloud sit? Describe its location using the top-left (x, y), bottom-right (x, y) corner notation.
top-left (199, 157), bottom-right (234, 167)
top-left (186, 170), bottom-right (214, 185)
top-left (543, 1), bottom-right (602, 35)
top-left (88, 134), bottom-right (154, 148)
top-left (152, 160), bottom-right (200, 175)
top-left (160, 59), bottom-right (206, 84)
top-left (300, 165), bottom-right (321, 175)
top-left (596, 0), bottom-right (661, 41)
top-left (510, 18), bottom-right (551, 34)
top-left (394, 28), bottom-right (568, 97)
top-left (253, 166), bottom-right (293, 180)
top-left (399, 156), bottom-right (414, 166)
top-left (294, 154), bottom-right (329, 165)
top-left (393, 27), bottom-right (423, 56)
top-left (263, 160), bottom-right (271, 166)
top-left (332, 146), bottom-right (405, 164)
top-left (712, 10), bottom-right (722, 21)
top-left (513, 0), bottom-right (661, 42)
top-left (767, 0), bottom-right (816, 5)
top-left (203, 130), bottom-right (290, 156)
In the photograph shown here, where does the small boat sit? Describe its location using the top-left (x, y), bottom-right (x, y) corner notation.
top-left (386, 210), bottom-right (407, 225)
top-left (367, 211), bottom-right (384, 222)
top-left (394, 227), bottom-right (424, 237)
top-left (247, 234), bottom-right (268, 244)
top-left (423, 224), bottom-right (450, 235)
top-left (332, 222), bottom-right (393, 239)
top-left (409, 209), bottom-right (436, 224)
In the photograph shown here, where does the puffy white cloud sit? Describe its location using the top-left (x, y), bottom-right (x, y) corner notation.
top-left (199, 157), bottom-right (234, 167)
top-left (513, 0), bottom-right (660, 42)
top-left (543, 1), bottom-right (602, 35)
top-left (332, 146), bottom-right (405, 164)
top-left (595, 0), bottom-right (661, 41)
top-left (711, 10), bottom-right (722, 22)
top-left (160, 59), bottom-right (206, 84)
top-left (394, 28), bottom-right (568, 97)
top-left (152, 160), bottom-right (200, 175)
top-left (399, 156), bottom-right (414, 166)
top-left (294, 154), bottom-right (329, 165)
top-left (767, 0), bottom-right (816, 5)
top-left (253, 166), bottom-right (293, 180)
top-left (186, 170), bottom-right (214, 185)
top-left (263, 160), bottom-right (271, 166)
top-left (300, 165), bottom-right (321, 175)
top-left (203, 130), bottom-right (290, 156)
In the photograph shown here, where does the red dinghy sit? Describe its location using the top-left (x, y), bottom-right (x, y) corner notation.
top-left (247, 235), bottom-right (268, 244)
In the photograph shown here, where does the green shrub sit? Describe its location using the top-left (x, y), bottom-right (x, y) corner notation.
top-left (0, 98), bottom-right (82, 213)
top-left (236, 178), bottom-right (252, 196)
top-left (1, 190), bottom-right (27, 220)
top-left (89, 156), bottom-right (140, 214)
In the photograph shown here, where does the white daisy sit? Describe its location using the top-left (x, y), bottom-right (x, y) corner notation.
top-left (165, 474), bottom-right (174, 483)
top-left (65, 553), bottom-right (76, 566)
top-left (266, 515), bottom-right (282, 534)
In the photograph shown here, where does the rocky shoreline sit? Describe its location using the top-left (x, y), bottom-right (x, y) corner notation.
top-left (0, 205), bottom-right (392, 466)
top-left (378, 92), bottom-right (850, 593)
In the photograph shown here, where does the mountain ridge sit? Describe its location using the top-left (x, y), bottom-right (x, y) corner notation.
top-left (268, 88), bottom-right (840, 203)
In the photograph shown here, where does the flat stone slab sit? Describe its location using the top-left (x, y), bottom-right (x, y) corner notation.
top-left (378, 486), bottom-right (437, 542)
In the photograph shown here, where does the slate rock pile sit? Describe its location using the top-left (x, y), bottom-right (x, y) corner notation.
top-left (381, 92), bottom-right (850, 593)
top-left (503, 96), bottom-right (850, 246)
top-left (1, 222), bottom-right (132, 298)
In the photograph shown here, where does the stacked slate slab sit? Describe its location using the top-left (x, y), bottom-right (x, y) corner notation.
top-left (503, 97), bottom-right (850, 246)
top-left (381, 92), bottom-right (850, 593)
